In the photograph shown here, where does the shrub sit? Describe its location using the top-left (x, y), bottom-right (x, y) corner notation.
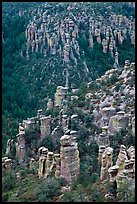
top-left (62, 187), bottom-right (88, 202)
top-left (2, 192), bottom-right (9, 202)
top-left (37, 135), bottom-right (54, 151)
top-left (2, 170), bottom-right (16, 192)
top-left (34, 177), bottom-right (61, 202)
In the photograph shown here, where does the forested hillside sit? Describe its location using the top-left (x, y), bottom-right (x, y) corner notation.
top-left (2, 2), bottom-right (135, 154)
top-left (2, 2), bottom-right (135, 202)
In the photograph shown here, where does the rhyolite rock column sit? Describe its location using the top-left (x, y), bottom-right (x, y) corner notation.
top-left (101, 106), bottom-right (116, 127)
top-left (54, 86), bottom-right (68, 108)
top-left (60, 134), bottom-right (80, 183)
top-left (47, 98), bottom-right (53, 111)
top-left (2, 157), bottom-right (10, 170)
top-left (100, 147), bottom-right (113, 181)
top-left (4, 158), bottom-right (12, 170)
top-left (102, 39), bottom-right (108, 53)
top-left (116, 145), bottom-right (128, 170)
top-left (5, 139), bottom-right (14, 155)
top-left (40, 116), bottom-right (51, 139)
top-left (108, 165), bottom-right (119, 182)
top-left (70, 130), bottom-right (78, 144)
top-left (127, 146), bottom-right (135, 160)
top-left (45, 151), bottom-right (55, 178)
top-left (131, 117), bottom-right (135, 136)
top-left (16, 130), bottom-right (26, 164)
top-left (100, 152), bottom-right (108, 181)
top-left (54, 153), bottom-right (61, 178)
top-left (29, 158), bottom-right (37, 170)
top-left (38, 147), bottom-right (48, 178)
top-left (98, 145), bottom-right (106, 164)
top-left (97, 128), bottom-right (110, 147)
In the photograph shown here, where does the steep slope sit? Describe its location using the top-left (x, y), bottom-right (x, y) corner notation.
top-left (2, 2), bottom-right (135, 154)
top-left (2, 60), bottom-right (135, 202)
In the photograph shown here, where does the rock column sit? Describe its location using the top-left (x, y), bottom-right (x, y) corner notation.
top-left (60, 134), bottom-right (80, 183)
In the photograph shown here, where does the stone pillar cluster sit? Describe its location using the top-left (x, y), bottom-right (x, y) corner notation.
top-left (38, 146), bottom-right (62, 179)
top-left (5, 108), bottom-right (53, 164)
top-left (97, 126), bottom-right (110, 148)
top-left (24, 3), bottom-right (134, 64)
top-left (37, 133), bottom-right (80, 182)
top-left (98, 144), bottom-right (135, 199)
top-left (107, 145), bottom-right (135, 196)
top-left (38, 147), bottom-right (48, 178)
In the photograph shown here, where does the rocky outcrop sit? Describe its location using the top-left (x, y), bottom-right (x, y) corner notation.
top-left (108, 111), bottom-right (129, 135)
